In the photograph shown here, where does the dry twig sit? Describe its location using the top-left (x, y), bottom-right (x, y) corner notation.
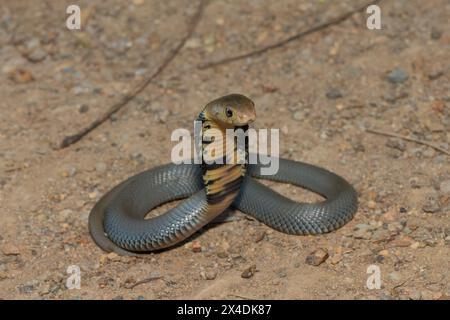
top-left (198, 0), bottom-right (382, 69)
top-left (58, 0), bottom-right (206, 149)
top-left (124, 276), bottom-right (163, 289)
top-left (366, 128), bottom-right (450, 156)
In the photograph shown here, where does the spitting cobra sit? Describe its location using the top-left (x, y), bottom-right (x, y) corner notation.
top-left (89, 94), bottom-right (357, 255)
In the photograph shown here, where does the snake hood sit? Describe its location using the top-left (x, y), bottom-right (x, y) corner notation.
top-left (200, 93), bottom-right (256, 127)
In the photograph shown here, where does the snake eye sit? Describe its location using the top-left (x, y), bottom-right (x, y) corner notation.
top-left (225, 106), bottom-right (233, 118)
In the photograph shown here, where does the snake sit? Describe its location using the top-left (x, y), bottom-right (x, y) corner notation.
top-left (89, 94), bottom-right (358, 255)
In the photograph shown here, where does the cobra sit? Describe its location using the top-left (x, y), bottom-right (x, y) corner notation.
top-left (89, 94), bottom-right (358, 255)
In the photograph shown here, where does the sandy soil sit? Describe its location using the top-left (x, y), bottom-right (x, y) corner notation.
top-left (0, 0), bottom-right (449, 300)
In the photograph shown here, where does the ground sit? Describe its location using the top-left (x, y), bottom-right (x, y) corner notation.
top-left (0, 0), bottom-right (449, 300)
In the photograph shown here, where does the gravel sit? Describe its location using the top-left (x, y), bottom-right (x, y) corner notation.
top-left (1, 0), bottom-right (449, 301)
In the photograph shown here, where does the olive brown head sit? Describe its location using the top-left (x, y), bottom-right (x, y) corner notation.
top-left (201, 94), bottom-right (256, 127)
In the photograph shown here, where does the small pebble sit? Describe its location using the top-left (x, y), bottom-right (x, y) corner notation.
top-left (99, 252), bottom-right (119, 264)
top-left (276, 269), bottom-right (287, 278)
top-left (421, 290), bottom-right (441, 300)
top-left (330, 254), bottom-right (343, 265)
top-left (241, 264), bottom-right (257, 279)
top-left (25, 48), bottom-right (47, 63)
top-left (387, 68), bottom-right (409, 84)
top-left (88, 191), bottom-right (99, 200)
top-left (79, 104), bottom-right (89, 113)
top-left (8, 68), bottom-right (34, 84)
top-left (387, 221), bottom-right (404, 232)
top-left (410, 242), bottom-right (422, 249)
top-left (203, 270), bottom-right (217, 280)
top-left (106, 252), bottom-right (119, 261)
top-left (134, 68), bottom-right (147, 77)
top-left (60, 166), bottom-right (77, 177)
top-left (371, 229), bottom-right (392, 242)
top-left (439, 180), bottom-right (450, 194)
top-left (390, 236), bottom-right (414, 248)
top-left (254, 230), bottom-right (266, 243)
top-left (422, 196), bottom-right (441, 213)
top-left (217, 251), bottom-right (228, 259)
top-left (57, 209), bottom-right (73, 222)
top-left (410, 176), bottom-right (426, 189)
top-left (381, 208), bottom-right (398, 222)
top-left (95, 162), bottom-right (107, 173)
top-left (19, 283), bottom-right (36, 294)
top-left (293, 111), bottom-right (303, 121)
top-left (0, 243), bottom-right (21, 256)
top-left (409, 291), bottom-right (422, 300)
top-left (388, 272), bottom-right (402, 282)
top-left (39, 283), bottom-right (52, 296)
top-left (156, 109), bottom-right (169, 123)
top-left (430, 28), bottom-right (442, 40)
top-left (353, 224), bottom-right (373, 240)
top-left (192, 241), bottom-right (202, 253)
top-left (326, 88), bottom-right (343, 100)
top-left (184, 38), bottom-right (201, 49)
top-left (305, 248), bottom-right (329, 266)
top-left (428, 70), bottom-right (444, 80)
top-left (379, 293), bottom-right (394, 300)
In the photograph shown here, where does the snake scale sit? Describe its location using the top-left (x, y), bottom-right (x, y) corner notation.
top-left (89, 94), bottom-right (358, 255)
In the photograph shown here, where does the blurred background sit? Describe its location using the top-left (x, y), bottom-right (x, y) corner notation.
top-left (0, 0), bottom-right (449, 300)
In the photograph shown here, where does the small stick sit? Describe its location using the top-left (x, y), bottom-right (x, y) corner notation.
top-left (198, 0), bottom-right (382, 69)
top-left (58, 0), bottom-right (206, 149)
top-left (366, 128), bottom-right (450, 156)
top-left (124, 276), bottom-right (163, 289)
top-left (390, 270), bottom-right (420, 294)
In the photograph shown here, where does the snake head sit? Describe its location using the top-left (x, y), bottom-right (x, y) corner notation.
top-left (202, 94), bottom-right (256, 127)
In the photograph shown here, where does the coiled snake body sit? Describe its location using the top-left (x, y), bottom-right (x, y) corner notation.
top-left (89, 94), bottom-right (357, 255)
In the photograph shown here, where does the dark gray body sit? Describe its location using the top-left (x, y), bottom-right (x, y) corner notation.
top-left (89, 156), bottom-right (358, 255)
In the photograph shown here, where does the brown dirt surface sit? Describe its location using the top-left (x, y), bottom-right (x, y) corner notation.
top-left (0, 0), bottom-right (449, 300)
